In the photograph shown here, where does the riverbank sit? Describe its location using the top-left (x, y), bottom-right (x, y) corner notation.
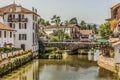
top-left (1, 55), bottom-right (113, 80)
top-left (0, 51), bottom-right (33, 77)
top-left (98, 54), bottom-right (115, 72)
top-left (98, 54), bottom-right (120, 78)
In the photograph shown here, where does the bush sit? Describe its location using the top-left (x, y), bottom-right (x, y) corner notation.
top-left (50, 36), bottom-right (59, 42)
top-left (45, 47), bottom-right (59, 53)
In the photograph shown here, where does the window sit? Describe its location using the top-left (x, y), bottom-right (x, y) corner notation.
top-left (0, 31), bottom-right (1, 38)
top-left (22, 15), bottom-right (24, 19)
top-left (9, 23), bottom-right (12, 28)
top-left (33, 33), bottom-right (34, 44)
top-left (33, 23), bottom-right (34, 29)
top-left (19, 34), bottom-right (21, 40)
top-left (24, 23), bottom-right (27, 29)
top-left (13, 15), bottom-right (15, 19)
top-left (33, 15), bottom-right (34, 20)
top-left (10, 32), bottom-right (12, 38)
top-left (19, 34), bottom-right (27, 40)
top-left (4, 31), bottom-right (6, 38)
top-left (19, 23), bottom-right (21, 29)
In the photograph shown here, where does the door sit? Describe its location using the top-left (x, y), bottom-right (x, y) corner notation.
top-left (21, 44), bottom-right (25, 51)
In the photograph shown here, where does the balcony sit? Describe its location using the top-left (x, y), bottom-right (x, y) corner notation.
top-left (8, 18), bottom-right (28, 22)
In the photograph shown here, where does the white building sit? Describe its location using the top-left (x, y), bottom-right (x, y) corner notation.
top-left (0, 22), bottom-right (15, 47)
top-left (43, 25), bottom-right (72, 35)
top-left (79, 30), bottom-right (94, 42)
top-left (112, 41), bottom-right (120, 63)
top-left (0, 3), bottom-right (39, 52)
top-left (42, 24), bottom-right (80, 39)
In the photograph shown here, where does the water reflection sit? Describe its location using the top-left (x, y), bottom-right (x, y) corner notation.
top-left (1, 55), bottom-right (116, 80)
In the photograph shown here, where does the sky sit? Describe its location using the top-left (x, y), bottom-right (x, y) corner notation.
top-left (0, 0), bottom-right (120, 25)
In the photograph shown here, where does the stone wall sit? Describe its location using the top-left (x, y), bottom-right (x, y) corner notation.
top-left (98, 55), bottom-right (115, 72)
top-left (44, 42), bottom-right (97, 50)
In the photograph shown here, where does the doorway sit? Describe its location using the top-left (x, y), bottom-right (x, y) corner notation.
top-left (21, 44), bottom-right (25, 51)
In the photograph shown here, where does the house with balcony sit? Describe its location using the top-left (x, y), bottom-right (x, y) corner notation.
top-left (106, 3), bottom-right (120, 36)
top-left (0, 3), bottom-right (40, 51)
top-left (79, 30), bottom-right (94, 42)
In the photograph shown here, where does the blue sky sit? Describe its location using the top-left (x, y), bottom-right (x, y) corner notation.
top-left (0, 0), bottom-right (120, 24)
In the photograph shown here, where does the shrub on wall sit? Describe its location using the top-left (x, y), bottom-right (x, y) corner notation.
top-left (0, 52), bottom-right (33, 76)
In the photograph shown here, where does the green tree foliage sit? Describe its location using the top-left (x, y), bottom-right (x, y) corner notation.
top-left (45, 21), bottom-right (51, 26)
top-left (38, 39), bottom-right (45, 58)
top-left (80, 20), bottom-right (87, 29)
top-left (39, 30), bottom-right (45, 37)
top-left (39, 18), bottom-right (45, 25)
top-left (51, 15), bottom-right (61, 26)
top-left (79, 20), bottom-right (98, 34)
top-left (69, 17), bottom-right (78, 25)
top-left (39, 18), bottom-right (51, 26)
top-left (51, 15), bottom-right (63, 41)
top-left (99, 22), bottom-right (111, 37)
top-left (64, 33), bottom-right (72, 39)
top-left (50, 36), bottom-right (59, 42)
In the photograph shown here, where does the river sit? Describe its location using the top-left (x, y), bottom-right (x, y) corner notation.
top-left (1, 52), bottom-right (116, 80)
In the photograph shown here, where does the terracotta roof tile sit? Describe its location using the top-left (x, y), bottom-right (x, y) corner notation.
top-left (0, 4), bottom-right (39, 16)
top-left (0, 22), bottom-right (15, 31)
top-left (111, 3), bottom-right (120, 10)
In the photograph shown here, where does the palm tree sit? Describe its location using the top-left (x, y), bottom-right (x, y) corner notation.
top-left (51, 15), bottom-right (61, 41)
top-left (51, 15), bottom-right (61, 26)
top-left (60, 20), bottom-right (69, 41)
top-left (69, 17), bottom-right (78, 25)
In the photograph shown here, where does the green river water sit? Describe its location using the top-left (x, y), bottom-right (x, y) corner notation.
top-left (0, 54), bottom-right (115, 80)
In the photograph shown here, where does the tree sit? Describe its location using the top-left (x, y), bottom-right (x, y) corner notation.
top-left (99, 22), bottom-right (111, 37)
top-left (69, 17), bottom-right (78, 25)
top-left (38, 39), bottom-right (45, 58)
top-left (45, 21), bottom-right (51, 26)
top-left (51, 15), bottom-right (62, 41)
top-left (92, 24), bottom-right (98, 34)
top-left (39, 18), bottom-right (45, 25)
top-left (80, 20), bottom-right (87, 30)
top-left (51, 15), bottom-right (61, 26)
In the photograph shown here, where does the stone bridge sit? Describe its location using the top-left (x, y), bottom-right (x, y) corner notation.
top-left (44, 42), bottom-right (98, 50)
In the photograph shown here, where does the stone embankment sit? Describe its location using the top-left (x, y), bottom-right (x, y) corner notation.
top-left (98, 54), bottom-right (115, 72)
top-left (0, 49), bottom-right (33, 77)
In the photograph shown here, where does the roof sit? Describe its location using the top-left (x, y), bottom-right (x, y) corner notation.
top-left (105, 18), bottom-right (113, 21)
top-left (111, 3), bottom-right (120, 10)
top-left (0, 22), bottom-right (15, 31)
top-left (80, 30), bottom-right (93, 35)
top-left (112, 41), bottom-right (120, 47)
top-left (0, 3), bottom-right (39, 16)
top-left (44, 24), bottom-right (78, 29)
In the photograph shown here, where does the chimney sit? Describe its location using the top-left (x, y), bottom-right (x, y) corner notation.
top-left (32, 7), bottom-right (34, 12)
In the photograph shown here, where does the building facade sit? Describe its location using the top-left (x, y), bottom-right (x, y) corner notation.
top-left (0, 3), bottom-right (39, 51)
top-left (42, 24), bottom-right (80, 41)
top-left (0, 22), bottom-right (15, 47)
top-left (112, 41), bottom-right (120, 63)
top-left (79, 30), bottom-right (94, 42)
